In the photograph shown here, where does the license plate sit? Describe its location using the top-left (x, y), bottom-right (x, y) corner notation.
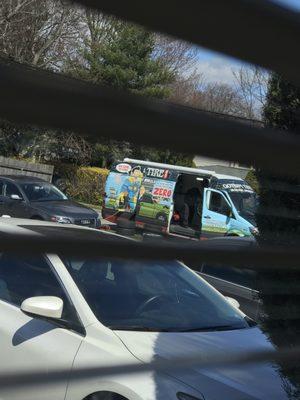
top-left (80, 219), bottom-right (91, 225)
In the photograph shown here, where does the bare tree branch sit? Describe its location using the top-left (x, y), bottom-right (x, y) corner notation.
top-left (0, 0), bottom-right (81, 68)
top-left (233, 65), bottom-right (269, 120)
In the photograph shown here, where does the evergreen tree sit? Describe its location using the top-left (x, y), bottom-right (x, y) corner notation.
top-left (256, 74), bottom-right (300, 397)
top-left (69, 17), bottom-right (174, 97)
top-left (67, 15), bottom-right (193, 167)
top-left (264, 74), bottom-right (300, 131)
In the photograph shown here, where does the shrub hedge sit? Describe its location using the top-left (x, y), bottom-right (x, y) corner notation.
top-left (53, 162), bottom-right (109, 206)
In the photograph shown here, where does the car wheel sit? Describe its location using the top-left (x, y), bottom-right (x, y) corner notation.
top-left (85, 392), bottom-right (128, 400)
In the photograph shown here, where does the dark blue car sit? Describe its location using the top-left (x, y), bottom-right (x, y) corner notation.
top-left (0, 175), bottom-right (100, 228)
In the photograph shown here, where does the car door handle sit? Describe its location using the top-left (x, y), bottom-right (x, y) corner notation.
top-left (204, 215), bottom-right (211, 219)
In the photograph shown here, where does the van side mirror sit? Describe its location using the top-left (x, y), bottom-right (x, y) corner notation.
top-left (21, 296), bottom-right (63, 319)
top-left (226, 207), bottom-right (233, 218)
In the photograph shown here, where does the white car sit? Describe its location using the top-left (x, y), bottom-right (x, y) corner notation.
top-left (0, 219), bottom-right (290, 400)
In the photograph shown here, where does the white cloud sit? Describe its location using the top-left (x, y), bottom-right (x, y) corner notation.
top-left (195, 56), bottom-right (241, 86)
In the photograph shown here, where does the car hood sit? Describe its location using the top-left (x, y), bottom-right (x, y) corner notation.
top-left (31, 200), bottom-right (98, 219)
top-left (115, 327), bottom-right (290, 400)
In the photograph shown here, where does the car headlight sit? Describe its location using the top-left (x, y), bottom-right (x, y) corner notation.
top-left (177, 392), bottom-right (203, 400)
top-left (51, 216), bottom-right (72, 224)
top-left (250, 226), bottom-right (259, 236)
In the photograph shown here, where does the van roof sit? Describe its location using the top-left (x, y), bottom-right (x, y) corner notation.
top-left (123, 158), bottom-right (245, 181)
top-left (213, 173), bottom-right (244, 181)
top-left (123, 158), bottom-right (213, 177)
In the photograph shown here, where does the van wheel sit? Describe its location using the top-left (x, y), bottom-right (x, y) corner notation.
top-left (116, 227), bottom-right (136, 237)
top-left (116, 219), bottom-right (136, 229)
top-left (116, 219), bottom-right (136, 236)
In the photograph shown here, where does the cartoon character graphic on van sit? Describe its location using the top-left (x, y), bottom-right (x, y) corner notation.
top-left (118, 166), bottom-right (143, 211)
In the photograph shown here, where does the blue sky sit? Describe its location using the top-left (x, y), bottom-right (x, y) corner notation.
top-left (195, 0), bottom-right (300, 85)
top-left (273, 0), bottom-right (300, 11)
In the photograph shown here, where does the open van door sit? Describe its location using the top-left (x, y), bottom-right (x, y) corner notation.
top-left (102, 167), bottom-right (142, 221)
top-left (135, 177), bottom-right (176, 232)
top-left (202, 188), bottom-right (233, 238)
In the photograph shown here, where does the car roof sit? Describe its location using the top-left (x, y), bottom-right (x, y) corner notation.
top-left (0, 217), bottom-right (128, 242)
top-left (0, 175), bottom-right (47, 183)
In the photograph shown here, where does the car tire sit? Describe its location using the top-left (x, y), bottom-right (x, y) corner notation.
top-left (86, 392), bottom-right (128, 400)
top-left (31, 216), bottom-right (44, 220)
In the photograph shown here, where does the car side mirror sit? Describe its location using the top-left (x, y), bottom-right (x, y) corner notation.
top-left (21, 296), bottom-right (63, 319)
top-left (225, 296), bottom-right (240, 309)
top-left (10, 194), bottom-right (22, 201)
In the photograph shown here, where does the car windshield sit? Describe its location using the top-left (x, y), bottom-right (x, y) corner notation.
top-left (62, 257), bottom-right (252, 332)
top-left (21, 182), bottom-right (68, 202)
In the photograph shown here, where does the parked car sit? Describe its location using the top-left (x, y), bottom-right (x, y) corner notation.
top-left (0, 175), bottom-right (100, 228)
top-left (0, 218), bottom-right (291, 400)
top-left (187, 236), bottom-right (261, 321)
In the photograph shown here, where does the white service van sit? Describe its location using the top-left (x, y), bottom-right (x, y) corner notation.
top-left (103, 159), bottom-right (258, 239)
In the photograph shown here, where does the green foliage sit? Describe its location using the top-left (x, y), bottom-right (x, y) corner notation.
top-left (264, 73), bottom-right (300, 131)
top-left (67, 15), bottom-right (192, 167)
top-left (132, 146), bottom-right (194, 167)
top-left (91, 139), bottom-right (132, 168)
top-left (53, 162), bottom-right (109, 205)
top-left (69, 19), bottom-right (174, 98)
top-left (258, 74), bottom-right (300, 243)
top-left (0, 120), bottom-right (21, 156)
top-left (257, 73), bottom-right (300, 395)
top-left (245, 170), bottom-right (259, 193)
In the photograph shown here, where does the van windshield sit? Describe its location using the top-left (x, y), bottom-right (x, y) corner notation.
top-left (211, 179), bottom-right (258, 224)
top-left (229, 191), bottom-right (258, 222)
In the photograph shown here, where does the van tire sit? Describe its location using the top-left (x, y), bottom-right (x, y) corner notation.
top-left (116, 227), bottom-right (135, 237)
top-left (116, 219), bottom-right (136, 229)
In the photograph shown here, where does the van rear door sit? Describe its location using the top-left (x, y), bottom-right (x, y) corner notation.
top-left (102, 169), bottom-right (142, 220)
top-left (136, 177), bottom-right (176, 230)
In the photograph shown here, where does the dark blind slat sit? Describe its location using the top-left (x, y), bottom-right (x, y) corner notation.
top-left (77, 0), bottom-right (300, 87)
top-left (0, 60), bottom-right (299, 176)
